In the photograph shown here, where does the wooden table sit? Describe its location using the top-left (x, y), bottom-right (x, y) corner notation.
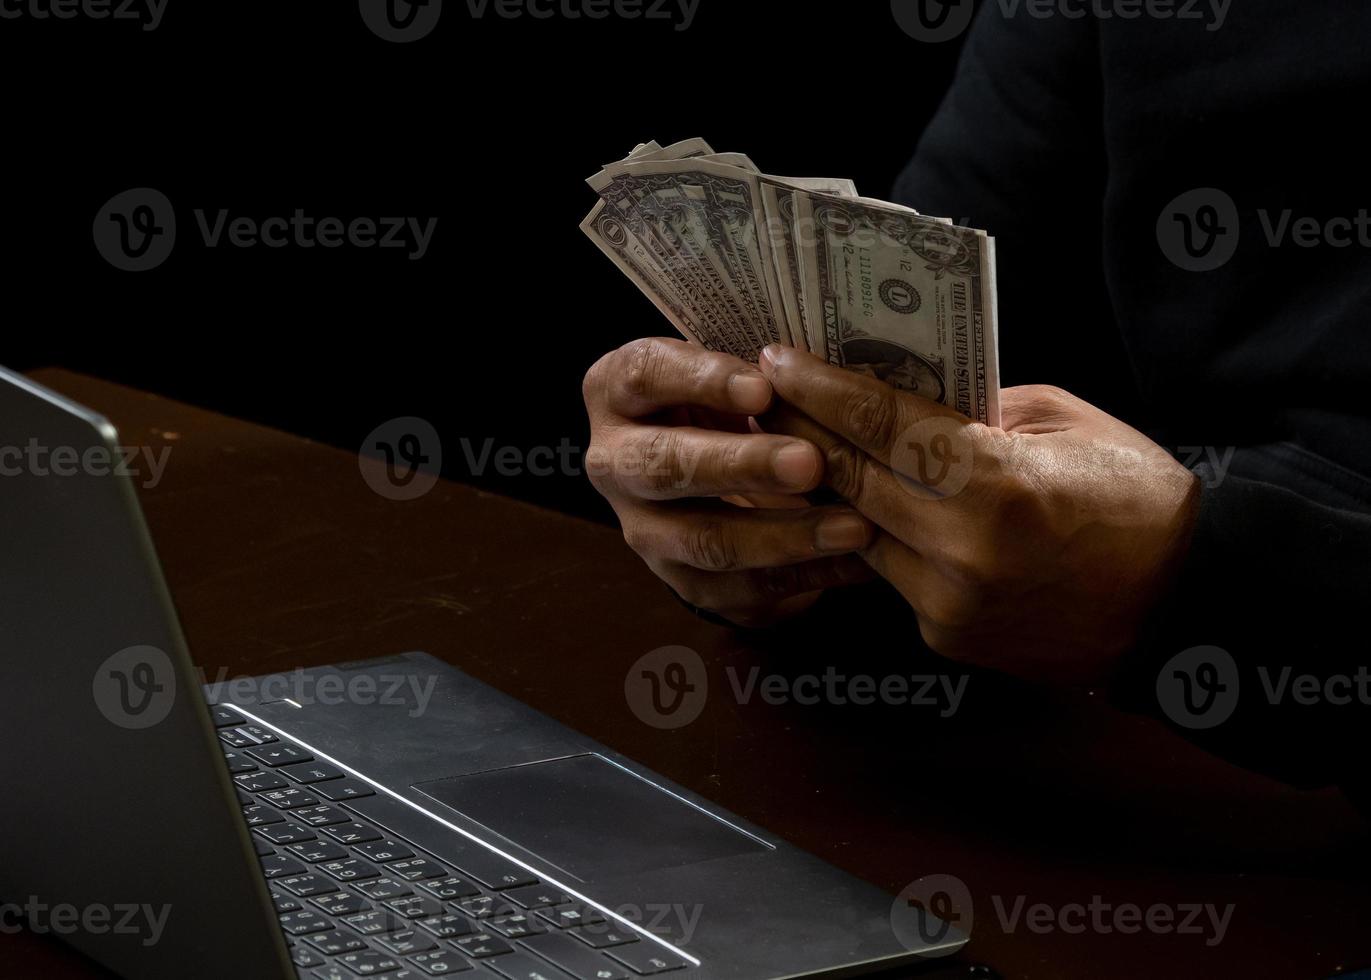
top-left (7, 370), bottom-right (1368, 980)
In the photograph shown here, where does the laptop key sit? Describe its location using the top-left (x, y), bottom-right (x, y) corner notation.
top-left (254, 838), bottom-right (276, 856)
top-left (271, 891), bottom-right (303, 914)
top-left (417, 876), bottom-right (480, 901)
top-left (387, 858), bottom-right (448, 881)
top-left (385, 895), bottom-right (445, 919)
top-left (415, 912), bottom-right (472, 939)
top-left (305, 928), bottom-right (369, 955)
top-left (314, 779), bottom-right (376, 802)
top-left (355, 839), bottom-right (415, 863)
top-left (236, 788), bottom-right (256, 806)
top-left (321, 822), bottom-right (383, 845)
top-left (342, 908), bottom-right (409, 936)
top-left (521, 932), bottom-right (630, 980)
top-left (288, 841), bottom-right (350, 863)
top-left (290, 943), bottom-right (326, 967)
top-left (335, 949), bottom-right (404, 976)
top-left (222, 750), bottom-right (258, 773)
top-left (375, 928), bottom-right (438, 956)
top-left (256, 823), bottom-right (317, 845)
top-left (316, 968), bottom-right (423, 980)
top-left (279, 909), bottom-right (332, 936)
top-left (261, 788), bottom-right (321, 810)
top-left (487, 913), bottom-right (544, 939)
top-left (282, 762), bottom-right (346, 784)
top-left (294, 805), bottom-right (353, 827)
top-left (605, 945), bottom-right (687, 975)
top-left (566, 925), bottom-right (638, 950)
top-left (319, 858), bottom-right (382, 882)
top-left (277, 874), bottom-right (339, 898)
top-left (310, 892), bottom-right (374, 916)
top-left (247, 744), bottom-right (313, 767)
top-left (453, 896), bottom-right (511, 920)
top-left (536, 906), bottom-right (604, 930)
top-left (452, 932), bottom-right (514, 958)
top-left (219, 729), bottom-right (257, 748)
top-left (311, 967), bottom-right (361, 980)
top-left (503, 886), bottom-right (569, 911)
top-left (452, 854), bottom-right (538, 891)
top-left (486, 951), bottom-right (575, 980)
top-left (408, 948), bottom-right (472, 975)
top-left (354, 876), bottom-right (415, 900)
top-left (259, 853), bottom-right (307, 879)
top-left (236, 772), bottom-right (289, 792)
top-left (311, 967), bottom-right (358, 980)
top-left (244, 804), bottom-right (286, 827)
top-left (239, 724), bottom-right (279, 744)
top-left (210, 705), bottom-right (247, 727)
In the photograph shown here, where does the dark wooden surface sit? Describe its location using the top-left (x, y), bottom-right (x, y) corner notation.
top-left (7, 369), bottom-right (1369, 980)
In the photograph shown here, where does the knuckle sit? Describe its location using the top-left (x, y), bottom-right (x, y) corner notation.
top-left (986, 473), bottom-right (1048, 537)
top-left (1029, 383), bottom-right (1073, 404)
top-left (682, 520), bottom-right (741, 571)
top-left (670, 573), bottom-right (712, 610)
top-left (980, 428), bottom-right (1027, 477)
top-left (824, 441), bottom-right (867, 500)
top-left (639, 556), bottom-right (712, 609)
top-left (754, 565), bottom-right (801, 601)
top-left (942, 535), bottom-right (994, 590)
top-left (620, 518), bottom-right (650, 557)
top-left (581, 353), bottom-right (612, 407)
top-left (842, 388), bottom-right (899, 449)
top-left (585, 441), bottom-right (612, 494)
top-left (1018, 384), bottom-right (1077, 422)
top-left (756, 564), bottom-right (816, 601)
top-left (927, 587), bottom-right (980, 630)
top-left (640, 429), bottom-right (688, 495)
top-left (617, 338), bottom-right (668, 404)
top-left (712, 437), bottom-right (750, 487)
top-left (686, 348), bottom-right (725, 396)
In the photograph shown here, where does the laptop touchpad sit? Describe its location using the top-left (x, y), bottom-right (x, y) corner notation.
top-left (413, 754), bottom-right (769, 883)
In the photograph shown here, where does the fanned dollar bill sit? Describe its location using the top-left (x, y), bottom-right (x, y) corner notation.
top-left (794, 191), bottom-right (1001, 426)
top-left (582, 139), bottom-right (1001, 425)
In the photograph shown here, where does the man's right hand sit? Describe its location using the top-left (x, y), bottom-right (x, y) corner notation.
top-left (582, 337), bottom-right (875, 627)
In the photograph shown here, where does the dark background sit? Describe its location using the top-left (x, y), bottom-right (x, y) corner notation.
top-left (1, 1), bottom-right (971, 520)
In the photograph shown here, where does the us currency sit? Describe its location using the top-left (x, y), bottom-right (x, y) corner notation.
top-left (589, 162), bottom-right (762, 356)
top-left (589, 158), bottom-right (789, 353)
top-left (587, 160), bottom-right (855, 355)
top-left (794, 191), bottom-right (1001, 426)
top-left (581, 139), bottom-right (1001, 425)
top-left (758, 175), bottom-right (858, 352)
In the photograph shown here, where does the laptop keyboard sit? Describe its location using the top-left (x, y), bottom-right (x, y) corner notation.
top-left (210, 705), bottom-right (694, 980)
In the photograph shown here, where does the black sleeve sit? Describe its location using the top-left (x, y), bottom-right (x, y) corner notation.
top-left (1115, 461), bottom-right (1371, 792)
top-left (893, 6), bottom-right (1371, 793)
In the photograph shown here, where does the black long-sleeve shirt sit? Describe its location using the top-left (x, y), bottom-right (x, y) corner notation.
top-left (892, 3), bottom-right (1371, 790)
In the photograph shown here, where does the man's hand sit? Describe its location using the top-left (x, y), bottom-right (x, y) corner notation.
top-left (757, 345), bottom-right (1201, 684)
top-left (582, 338), bottom-right (876, 627)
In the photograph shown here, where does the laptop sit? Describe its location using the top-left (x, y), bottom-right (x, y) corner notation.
top-left (0, 366), bottom-right (966, 979)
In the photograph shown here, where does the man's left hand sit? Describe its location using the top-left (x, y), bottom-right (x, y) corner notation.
top-left (758, 345), bottom-right (1201, 685)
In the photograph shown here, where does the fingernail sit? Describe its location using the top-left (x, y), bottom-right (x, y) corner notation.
top-left (758, 344), bottom-right (784, 375)
top-left (772, 442), bottom-right (819, 490)
top-left (728, 371), bottom-right (771, 414)
top-left (815, 513), bottom-right (870, 553)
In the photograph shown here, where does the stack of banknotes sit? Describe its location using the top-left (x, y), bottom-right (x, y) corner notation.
top-left (581, 138), bottom-right (1001, 425)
